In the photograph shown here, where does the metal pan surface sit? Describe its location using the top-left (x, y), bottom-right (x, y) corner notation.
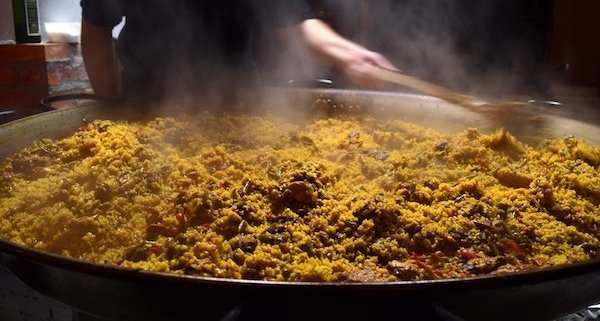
top-left (0, 88), bottom-right (599, 321)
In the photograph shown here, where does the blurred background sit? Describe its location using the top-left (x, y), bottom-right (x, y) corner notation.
top-left (302, 0), bottom-right (600, 100)
top-left (0, 0), bottom-right (599, 113)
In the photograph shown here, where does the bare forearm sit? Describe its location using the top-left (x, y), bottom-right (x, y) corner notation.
top-left (299, 19), bottom-right (364, 67)
top-left (297, 19), bottom-right (396, 87)
top-left (81, 20), bottom-right (120, 101)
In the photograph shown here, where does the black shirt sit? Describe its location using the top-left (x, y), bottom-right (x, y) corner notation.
top-left (81, 0), bottom-right (313, 104)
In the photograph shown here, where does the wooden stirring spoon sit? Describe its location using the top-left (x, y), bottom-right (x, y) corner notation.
top-left (372, 67), bottom-right (527, 112)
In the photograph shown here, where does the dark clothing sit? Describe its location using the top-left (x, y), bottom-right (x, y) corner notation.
top-left (81, 0), bottom-right (313, 104)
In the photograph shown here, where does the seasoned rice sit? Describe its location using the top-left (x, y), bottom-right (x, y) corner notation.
top-left (0, 114), bottom-right (598, 282)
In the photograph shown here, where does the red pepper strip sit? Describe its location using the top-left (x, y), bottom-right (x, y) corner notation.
top-left (498, 239), bottom-right (523, 254)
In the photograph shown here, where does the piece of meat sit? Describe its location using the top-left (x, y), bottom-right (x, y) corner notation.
top-left (493, 167), bottom-right (534, 188)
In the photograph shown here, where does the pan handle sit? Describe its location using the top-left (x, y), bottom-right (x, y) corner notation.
top-left (287, 78), bottom-right (335, 88)
top-left (38, 93), bottom-right (102, 112)
top-left (526, 99), bottom-right (562, 108)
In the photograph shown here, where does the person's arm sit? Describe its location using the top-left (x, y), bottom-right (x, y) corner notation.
top-left (298, 19), bottom-right (397, 87)
top-left (81, 19), bottom-right (120, 101)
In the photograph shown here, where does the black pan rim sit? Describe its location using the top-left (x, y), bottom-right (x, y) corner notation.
top-left (2, 233), bottom-right (600, 292)
top-left (1, 88), bottom-right (599, 294)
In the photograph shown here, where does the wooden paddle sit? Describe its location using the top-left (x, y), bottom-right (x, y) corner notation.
top-left (372, 68), bottom-right (526, 112)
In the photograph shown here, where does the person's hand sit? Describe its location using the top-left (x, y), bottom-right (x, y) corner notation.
top-left (298, 19), bottom-right (399, 89)
top-left (339, 47), bottom-right (398, 88)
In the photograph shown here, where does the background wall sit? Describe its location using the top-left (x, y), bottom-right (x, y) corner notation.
top-left (551, 0), bottom-right (600, 88)
top-left (38, 0), bottom-right (80, 23)
top-left (0, 0), bottom-right (81, 42)
top-left (0, 0), bottom-right (14, 41)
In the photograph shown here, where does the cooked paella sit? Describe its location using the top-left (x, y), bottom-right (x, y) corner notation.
top-left (0, 113), bottom-right (598, 282)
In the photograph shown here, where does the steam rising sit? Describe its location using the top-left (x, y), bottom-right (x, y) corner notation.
top-left (359, 1), bottom-right (551, 99)
top-left (114, 1), bottom-right (551, 116)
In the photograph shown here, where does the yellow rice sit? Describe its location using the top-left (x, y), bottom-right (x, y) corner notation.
top-left (0, 114), bottom-right (598, 282)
